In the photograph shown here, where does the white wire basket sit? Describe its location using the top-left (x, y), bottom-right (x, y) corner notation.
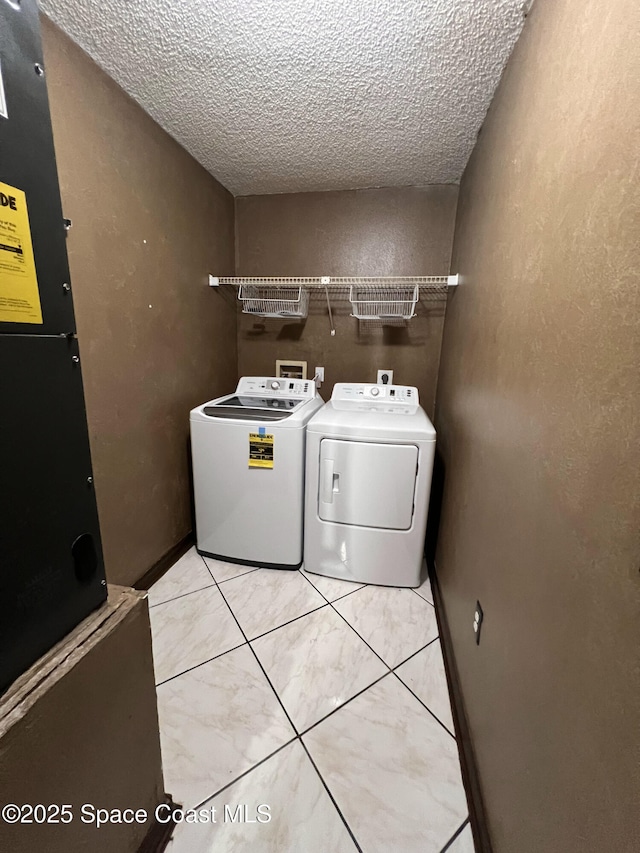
top-left (238, 284), bottom-right (309, 318)
top-left (348, 285), bottom-right (419, 320)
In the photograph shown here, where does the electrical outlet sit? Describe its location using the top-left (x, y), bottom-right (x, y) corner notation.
top-left (377, 369), bottom-right (393, 385)
top-left (314, 366), bottom-right (324, 387)
top-left (473, 601), bottom-right (483, 645)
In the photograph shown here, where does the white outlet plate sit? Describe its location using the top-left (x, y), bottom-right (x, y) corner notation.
top-left (377, 369), bottom-right (393, 385)
top-left (314, 366), bottom-right (325, 387)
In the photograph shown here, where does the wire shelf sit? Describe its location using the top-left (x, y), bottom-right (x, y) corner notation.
top-left (348, 284), bottom-right (419, 320)
top-left (238, 284), bottom-right (309, 318)
top-left (214, 275), bottom-right (456, 290)
top-left (213, 276), bottom-right (458, 333)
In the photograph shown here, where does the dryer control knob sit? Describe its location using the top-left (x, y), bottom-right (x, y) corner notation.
top-left (370, 386), bottom-right (380, 396)
top-left (271, 380), bottom-right (280, 389)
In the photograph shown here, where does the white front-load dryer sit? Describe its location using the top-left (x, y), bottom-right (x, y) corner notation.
top-left (304, 383), bottom-right (436, 587)
top-left (190, 377), bottom-right (323, 569)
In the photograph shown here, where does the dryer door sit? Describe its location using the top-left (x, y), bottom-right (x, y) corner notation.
top-left (318, 439), bottom-right (418, 530)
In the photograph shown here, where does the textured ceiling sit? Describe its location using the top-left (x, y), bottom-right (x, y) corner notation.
top-left (40, 0), bottom-right (527, 196)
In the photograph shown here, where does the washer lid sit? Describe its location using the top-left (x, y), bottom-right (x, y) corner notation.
top-left (202, 395), bottom-right (304, 421)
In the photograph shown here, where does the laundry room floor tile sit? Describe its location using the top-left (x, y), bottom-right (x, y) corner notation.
top-left (252, 605), bottom-right (387, 733)
top-left (445, 822), bottom-right (476, 852)
top-left (301, 569), bottom-right (365, 602)
top-left (166, 740), bottom-right (358, 853)
top-left (150, 553), bottom-right (467, 852)
top-left (203, 555), bottom-right (259, 584)
top-left (156, 645), bottom-right (295, 809)
top-left (148, 547), bottom-right (215, 608)
top-left (149, 586), bottom-right (245, 684)
top-left (413, 563), bottom-right (435, 605)
top-left (332, 584), bottom-right (439, 668)
top-left (219, 568), bottom-right (326, 640)
top-left (303, 674), bottom-right (468, 853)
top-left (395, 639), bottom-right (455, 735)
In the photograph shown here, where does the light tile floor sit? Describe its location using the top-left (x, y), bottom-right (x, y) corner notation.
top-left (148, 547), bottom-right (475, 853)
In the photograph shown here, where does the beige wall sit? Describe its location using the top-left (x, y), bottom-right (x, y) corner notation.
top-left (434, 0), bottom-right (640, 850)
top-left (235, 186), bottom-right (458, 417)
top-left (41, 19), bottom-right (237, 586)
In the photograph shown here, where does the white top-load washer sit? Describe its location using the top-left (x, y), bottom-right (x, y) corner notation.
top-left (190, 377), bottom-right (323, 569)
top-left (304, 382), bottom-right (436, 587)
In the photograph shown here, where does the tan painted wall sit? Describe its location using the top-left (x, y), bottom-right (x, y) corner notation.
top-left (41, 19), bottom-right (237, 586)
top-left (235, 186), bottom-right (458, 417)
top-left (434, 0), bottom-right (640, 850)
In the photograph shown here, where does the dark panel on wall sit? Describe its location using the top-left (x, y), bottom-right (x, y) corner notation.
top-left (236, 186), bottom-right (458, 417)
top-left (0, 0), bottom-right (74, 334)
top-left (434, 0), bottom-right (640, 851)
top-left (0, 0), bottom-right (106, 694)
top-left (0, 335), bottom-right (107, 693)
top-left (41, 18), bottom-right (237, 587)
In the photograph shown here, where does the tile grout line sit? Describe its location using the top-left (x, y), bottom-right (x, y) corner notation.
top-left (295, 652), bottom-right (454, 743)
top-left (151, 555), bottom-right (299, 817)
top-left (299, 572), bottom-right (456, 739)
top-left (157, 559), bottom-right (457, 846)
top-left (389, 670), bottom-right (456, 741)
top-left (439, 817), bottom-right (470, 853)
top-left (152, 556), bottom-right (357, 830)
top-left (390, 639), bottom-right (457, 739)
top-left (246, 573), bottom-right (394, 736)
top-left (200, 552), bottom-right (270, 588)
top-left (199, 551), bottom-right (217, 581)
top-left (248, 601), bottom-right (330, 643)
top-left (158, 562), bottom-right (454, 737)
top-left (210, 576), bottom-right (299, 730)
top-left (300, 575), bottom-right (384, 658)
top-left (212, 566), bottom-right (261, 586)
top-left (307, 577), bottom-right (415, 675)
top-left (300, 571), bottom-right (368, 602)
top-left (190, 736), bottom-right (298, 810)
top-left (186, 729), bottom-right (364, 853)
top-left (299, 671), bottom-right (392, 738)
top-left (214, 572), bottom-right (366, 850)
top-left (393, 634), bottom-right (439, 667)
top-left (154, 640), bottom-right (248, 689)
top-left (298, 738), bottom-right (364, 853)
top-left (297, 573), bottom-right (459, 845)
top-left (149, 581), bottom-right (217, 610)
top-left (410, 586), bottom-right (436, 607)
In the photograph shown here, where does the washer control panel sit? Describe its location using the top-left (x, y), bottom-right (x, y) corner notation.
top-left (236, 376), bottom-right (316, 398)
top-left (331, 383), bottom-right (419, 406)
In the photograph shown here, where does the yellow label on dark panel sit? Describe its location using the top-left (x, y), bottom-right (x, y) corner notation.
top-left (249, 433), bottom-right (274, 469)
top-left (0, 181), bottom-right (43, 324)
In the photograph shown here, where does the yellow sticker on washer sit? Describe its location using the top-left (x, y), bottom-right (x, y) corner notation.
top-left (249, 433), bottom-right (274, 469)
top-left (0, 181), bottom-right (43, 324)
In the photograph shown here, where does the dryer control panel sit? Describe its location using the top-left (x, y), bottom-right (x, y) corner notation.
top-left (236, 376), bottom-right (317, 398)
top-left (331, 383), bottom-right (419, 406)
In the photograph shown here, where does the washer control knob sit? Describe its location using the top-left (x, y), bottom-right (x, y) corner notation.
top-left (270, 380), bottom-right (280, 389)
top-left (370, 386), bottom-right (380, 396)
